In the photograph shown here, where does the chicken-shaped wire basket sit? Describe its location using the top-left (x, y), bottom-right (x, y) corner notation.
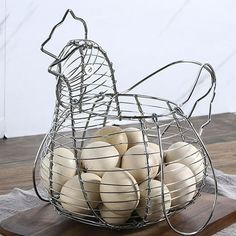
top-left (33, 9), bottom-right (217, 235)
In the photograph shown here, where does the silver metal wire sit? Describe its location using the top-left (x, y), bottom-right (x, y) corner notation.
top-left (33, 9), bottom-right (217, 235)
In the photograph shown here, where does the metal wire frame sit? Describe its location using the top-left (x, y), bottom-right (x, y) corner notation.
top-left (33, 9), bottom-right (217, 235)
top-left (41, 9), bottom-right (88, 59)
top-left (33, 94), bottom-right (217, 232)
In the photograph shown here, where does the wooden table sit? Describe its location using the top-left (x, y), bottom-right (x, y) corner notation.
top-left (0, 194), bottom-right (236, 236)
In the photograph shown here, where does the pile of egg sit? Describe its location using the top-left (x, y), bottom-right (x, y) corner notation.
top-left (41, 126), bottom-right (204, 225)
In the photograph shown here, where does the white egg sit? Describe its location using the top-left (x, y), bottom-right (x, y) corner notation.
top-left (148, 142), bottom-right (160, 154)
top-left (123, 127), bottom-right (147, 148)
top-left (93, 126), bottom-right (128, 156)
top-left (100, 168), bottom-right (140, 215)
top-left (165, 142), bottom-right (204, 182)
top-left (136, 179), bottom-right (171, 221)
top-left (81, 141), bottom-right (120, 177)
top-left (194, 162), bottom-right (205, 183)
top-left (162, 163), bottom-right (196, 208)
top-left (60, 173), bottom-right (101, 215)
top-left (40, 148), bottom-right (76, 193)
top-left (99, 205), bottom-right (131, 225)
top-left (121, 145), bottom-right (160, 183)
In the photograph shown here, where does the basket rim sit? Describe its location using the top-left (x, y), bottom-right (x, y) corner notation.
top-left (81, 92), bottom-right (181, 120)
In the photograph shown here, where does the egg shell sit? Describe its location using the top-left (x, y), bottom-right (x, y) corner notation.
top-left (99, 205), bottom-right (131, 225)
top-left (100, 168), bottom-right (140, 215)
top-left (123, 127), bottom-right (148, 148)
top-left (40, 148), bottom-right (76, 193)
top-left (121, 145), bottom-right (160, 183)
top-left (81, 141), bottom-right (120, 177)
top-left (136, 179), bottom-right (171, 221)
top-left (93, 126), bottom-right (128, 156)
top-left (194, 162), bottom-right (205, 183)
top-left (162, 163), bottom-right (196, 208)
top-left (165, 142), bottom-right (204, 182)
top-left (148, 143), bottom-right (160, 154)
top-left (60, 173), bottom-right (101, 215)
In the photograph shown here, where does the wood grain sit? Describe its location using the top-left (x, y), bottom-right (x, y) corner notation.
top-left (207, 140), bottom-right (236, 175)
top-left (0, 194), bottom-right (235, 236)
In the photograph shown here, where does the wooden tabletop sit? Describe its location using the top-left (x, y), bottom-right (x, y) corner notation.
top-left (0, 193), bottom-right (236, 236)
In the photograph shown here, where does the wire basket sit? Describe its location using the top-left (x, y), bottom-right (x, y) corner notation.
top-left (33, 9), bottom-right (217, 235)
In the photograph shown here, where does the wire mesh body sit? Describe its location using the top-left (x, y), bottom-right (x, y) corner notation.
top-left (33, 9), bottom-right (217, 235)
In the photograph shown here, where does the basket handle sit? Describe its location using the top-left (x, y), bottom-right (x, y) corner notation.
top-left (41, 9), bottom-right (88, 59)
top-left (122, 60), bottom-right (216, 135)
top-left (181, 62), bottom-right (216, 136)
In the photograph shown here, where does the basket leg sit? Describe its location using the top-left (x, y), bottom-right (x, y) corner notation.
top-left (152, 113), bottom-right (218, 236)
top-left (32, 134), bottom-right (50, 202)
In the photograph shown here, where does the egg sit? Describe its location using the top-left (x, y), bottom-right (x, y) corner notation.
top-left (136, 179), bottom-right (171, 221)
top-left (81, 141), bottom-right (120, 177)
top-left (121, 145), bottom-right (160, 183)
top-left (165, 142), bottom-right (204, 182)
top-left (60, 173), bottom-right (101, 215)
top-left (162, 163), bottom-right (196, 208)
top-left (40, 148), bottom-right (76, 193)
top-left (93, 126), bottom-right (128, 156)
top-left (123, 127), bottom-right (147, 148)
top-left (99, 205), bottom-right (131, 225)
top-left (148, 142), bottom-right (160, 154)
top-left (100, 168), bottom-right (140, 215)
top-left (194, 162), bottom-right (205, 183)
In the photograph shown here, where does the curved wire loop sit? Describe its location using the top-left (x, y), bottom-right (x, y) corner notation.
top-left (152, 113), bottom-right (217, 236)
top-left (41, 9), bottom-right (88, 59)
top-left (32, 134), bottom-right (50, 202)
top-left (123, 60), bottom-right (216, 135)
